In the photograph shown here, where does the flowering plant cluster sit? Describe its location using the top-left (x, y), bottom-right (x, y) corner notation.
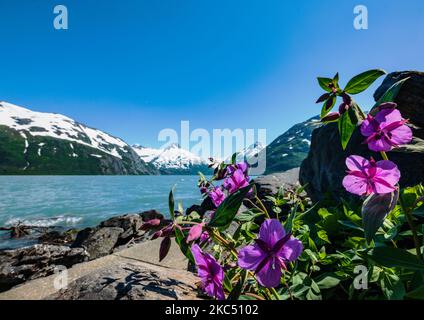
top-left (142, 69), bottom-right (424, 300)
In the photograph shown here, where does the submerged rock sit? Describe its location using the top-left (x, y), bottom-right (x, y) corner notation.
top-left (300, 71), bottom-right (424, 202)
top-left (0, 244), bottom-right (88, 292)
top-left (38, 229), bottom-right (78, 245)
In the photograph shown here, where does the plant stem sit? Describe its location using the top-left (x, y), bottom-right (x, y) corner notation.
top-left (404, 209), bottom-right (422, 260)
top-left (209, 229), bottom-right (238, 258)
top-left (255, 196), bottom-right (271, 219)
top-left (245, 198), bottom-right (268, 216)
top-left (380, 151), bottom-right (389, 160)
top-left (270, 287), bottom-right (281, 300)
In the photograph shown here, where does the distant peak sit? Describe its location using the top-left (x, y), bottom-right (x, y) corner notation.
top-left (164, 143), bottom-right (181, 150)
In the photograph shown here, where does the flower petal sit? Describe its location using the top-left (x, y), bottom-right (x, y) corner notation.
top-left (238, 244), bottom-right (266, 270)
top-left (259, 219), bottom-right (286, 247)
top-left (376, 109), bottom-right (403, 129)
top-left (191, 244), bottom-right (208, 269)
top-left (345, 155), bottom-right (369, 172)
top-left (343, 174), bottom-right (368, 196)
top-left (368, 137), bottom-right (393, 152)
top-left (278, 237), bottom-right (303, 262)
top-left (389, 125), bottom-right (413, 146)
top-left (360, 118), bottom-right (375, 137)
top-left (256, 257), bottom-right (283, 288)
top-left (376, 160), bottom-right (401, 182)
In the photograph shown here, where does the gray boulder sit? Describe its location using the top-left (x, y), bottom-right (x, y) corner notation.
top-left (0, 244), bottom-right (88, 292)
top-left (300, 71), bottom-right (424, 202)
top-left (254, 168), bottom-right (300, 198)
top-left (100, 214), bottom-right (143, 242)
top-left (72, 227), bottom-right (124, 260)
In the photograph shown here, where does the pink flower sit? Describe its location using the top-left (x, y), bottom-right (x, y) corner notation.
top-left (191, 244), bottom-right (225, 300)
top-left (238, 219), bottom-right (303, 288)
top-left (227, 162), bottom-right (249, 175)
top-left (209, 187), bottom-right (226, 207)
top-left (342, 155), bottom-right (400, 196)
top-left (186, 223), bottom-right (205, 243)
top-left (223, 169), bottom-right (249, 194)
top-left (200, 231), bottom-right (211, 243)
top-left (360, 106), bottom-right (412, 152)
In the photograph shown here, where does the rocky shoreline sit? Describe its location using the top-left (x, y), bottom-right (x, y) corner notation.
top-left (0, 170), bottom-right (300, 297)
top-left (0, 209), bottom-right (170, 293)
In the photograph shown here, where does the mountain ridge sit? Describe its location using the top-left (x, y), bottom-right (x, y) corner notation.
top-left (0, 101), bottom-right (157, 175)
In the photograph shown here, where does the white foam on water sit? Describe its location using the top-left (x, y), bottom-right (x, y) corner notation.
top-left (5, 215), bottom-right (83, 227)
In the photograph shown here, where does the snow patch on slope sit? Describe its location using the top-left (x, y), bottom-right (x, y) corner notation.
top-left (0, 101), bottom-right (127, 159)
top-left (132, 144), bottom-right (208, 170)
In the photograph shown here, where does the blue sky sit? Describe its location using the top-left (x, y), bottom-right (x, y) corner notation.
top-left (0, 0), bottom-right (423, 149)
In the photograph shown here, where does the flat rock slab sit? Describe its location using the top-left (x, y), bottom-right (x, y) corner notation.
top-left (49, 261), bottom-right (198, 300)
top-left (0, 239), bottom-right (195, 300)
top-left (114, 238), bottom-right (188, 270)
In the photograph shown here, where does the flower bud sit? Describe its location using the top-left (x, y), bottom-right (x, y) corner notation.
top-left (140, 218), bottom-right (161, 231)
top-left (341, 93), bottom-right (352, 105)
top-left (321, 112), bottom-right (340, 122)
top-left (338, 102), bottom-right (349, 114)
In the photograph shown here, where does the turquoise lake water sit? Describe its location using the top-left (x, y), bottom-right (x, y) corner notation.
top-left (0, 176), bottom-right (202, 248)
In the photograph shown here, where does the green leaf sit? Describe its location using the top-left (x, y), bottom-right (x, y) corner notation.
top-left (169, 186), bottom-right (175, 220)
top-left (338, 104), bottom-right (359, 150)
top-left (317, 230), bottom-right (331, 244)
top-left (315, 273), bottom-right (342, 290)
top-left (344, 69), bottom-right (386, 94)
top-left (174, 227), bottom-right (194, 264)
top-left (209, 184), bottom-right (252, 229)
top-left (362, 189), bottom-right (399, 243)
top-left (223, 274), bottom-right (233, 292)
top-left (406, 285), bottom-right (424, 300)
top-left (320, 95), bottom-right (336, 118)
top-left (333, 73), bottom-right (339, 87)
top-left (231, 152), bottom-right (238, 164)
top-left (239, 294), bottom-right (264, 300)
top-left (366, 247), bottom-right (424, 271)
top-left (380, 273), bottom-right (405, 300)
top-left (235, 210), bottom-right (263, 222)
top-left (227, 270), bottom-right (247, 300)
top-left (317, 77), bottom-right (333, 92)
top-left (372, 77), bottom-right (410, 111)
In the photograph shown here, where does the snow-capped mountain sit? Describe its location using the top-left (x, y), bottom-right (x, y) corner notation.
top-left (261, 116), bottom-right (321, 174)
top-left (0, 101), bottom-right (157, 175)
top-left (132, 143), bottom-right (212, 174)
top-left (227, 142), bottom-right (265, 163)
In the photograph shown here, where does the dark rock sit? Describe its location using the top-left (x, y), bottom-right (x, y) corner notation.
top-left (300, 71), bottom-right (424, 202)
top-left (0, 244), bottom-right (88, 292)
top-left (186, 197), bottom-right (215, 218)
top-left (72, 227), bottom-right (123, 260)
top-left (38, 229), bottom-right (78, 245)
top-left (72, 214), bottom-right (149, 259)
top-left (100, 214), bottom-right (143, 242)
top-left (373, 71), bottom-right (424, 126)
top-left (254, 168), bottom-right (300, 198)
top-left (48, 262), bottom-right (198, 300)
top-left (250, 168), bottom-right (301, 215)
top-left (139, 210), bottom-right (164, 222)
